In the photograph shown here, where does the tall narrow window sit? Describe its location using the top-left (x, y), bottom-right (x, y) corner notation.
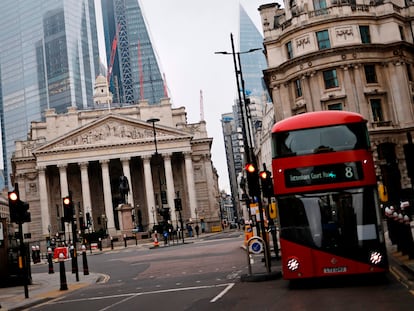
top-left (406, 64), bottom-right (413, 82)
top-left (294, 79), bottom-right (302, 97)
top-left (370, 99), bottom-right (384, 122)
top-left (399, 26), bottom-right (405, 41)
top-left (364, 65), bottom-right (377, 84)
top-left (313, 0), bottom-right (327, 10)
top-left (359, 26), bottom-right (371, 44)
top-left (323, 69), bottom-right (339, 89)
top-left (316, 30), bottom-right (330, 50)
top-left (313, 0), bottom-right (328, 15)
top-left (286, 41), bottom-right (293, 59)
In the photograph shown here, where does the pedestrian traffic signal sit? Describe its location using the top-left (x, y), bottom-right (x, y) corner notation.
top-left (259, 170), bottom-right (274, 198)
top-left (245, 163), bottom-right (260, 198)
top-left (63, 196), bottom-right (74, 222)
top-left (8, 189), bottom-right (31, 223)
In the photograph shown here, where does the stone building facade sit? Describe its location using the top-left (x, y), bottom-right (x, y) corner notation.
top-left (10, 80), bottom-right (220, 245)
top-left (259, 1), bottom-right (414, 199)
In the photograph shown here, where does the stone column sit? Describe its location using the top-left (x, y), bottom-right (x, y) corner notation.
top-left (342, 65), bottom-right (358, 113)
top-left (121, 157), bottom-right (134, 207)
top-left (143, 155), bottom-right (156, 227)
top-left (38, 166), bottom-right (50, 237)
top-left (184, 152), bottom-right (197, 219)
top-left (353, 65), bottom-right (368, 117)
top-left (389, 61), bottom-right (411, 125)
top-left (203, 155), bottom-right (216, 219)
top-left (100, 160), bottom-right (115, 234)
top-left (163, 153), bottom-right (176, 223)
top-left (80, 162), bottom-right (93, 231)
top-left (58, 164), bottom-right (69, 198)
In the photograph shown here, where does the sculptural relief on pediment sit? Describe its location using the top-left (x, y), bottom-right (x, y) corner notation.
top-left (54, 120), bottom-right (171, 148)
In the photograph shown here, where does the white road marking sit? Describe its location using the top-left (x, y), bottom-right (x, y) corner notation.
top-left (210, 283), bottom-right (235, 303)
top-left (54, 283), bottom-right (236, 309)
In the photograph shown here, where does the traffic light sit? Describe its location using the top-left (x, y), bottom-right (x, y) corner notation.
top-left (8, 190), bottom-right (21, 223)
top-left (8, 189), bottom-right (31, 223)
top-left (174, 198), bottom-right (182, 211)
top-left (245, 163), bottom-right (260, 198)
top-left (259, 170), bottom-right (274, 198)
top-left (20, 201), bottom-right (31, 223)
top-left (63, 195), bottom-right (74, 222)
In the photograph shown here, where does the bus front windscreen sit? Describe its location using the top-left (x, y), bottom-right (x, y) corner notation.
top-left (272, 123), bottom-right (370, 158)
top-left (277, 187), bottom-right (382, 257)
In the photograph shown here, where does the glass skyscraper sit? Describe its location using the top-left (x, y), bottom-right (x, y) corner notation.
top-left (0, 0), bottom-right (100, 188)
top-left (101, 0), bottom-right (165, 105)
top-left (239, 4), bottom-right (268, 99)
top-left (222, 4), bottom-right (269, 214)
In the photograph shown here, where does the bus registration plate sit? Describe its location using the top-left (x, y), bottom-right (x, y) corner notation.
top-left (323, 266), bottom-right (347, 273)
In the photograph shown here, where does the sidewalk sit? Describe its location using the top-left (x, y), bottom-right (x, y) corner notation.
top-left (0, 233), bottom-right (214, 310)
top-left (385, 225), bottom-right (414, 289)
top-left (0, 266), bottom-right (104, 311)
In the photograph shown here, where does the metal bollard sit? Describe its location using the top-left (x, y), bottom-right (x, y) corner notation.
top-left (110, 236), bottom-right (114, 250)
top-left (82, 245), bottom-right (89, 275)
top-left (48, 247), bottom-right (54, 274)
top-left (124, 234), bottom-right (127, 248)
top-left (59, 253), bottom-right (68, 291)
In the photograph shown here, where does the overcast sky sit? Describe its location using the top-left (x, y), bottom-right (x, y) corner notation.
top-left (95, 0), bottom-right (272, 193)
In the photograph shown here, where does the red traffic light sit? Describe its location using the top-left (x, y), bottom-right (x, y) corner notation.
top-left (8, 191), bottom-right (18, 202)
top-left (63, 197), bottom-right (71, 205)
top-left (245, 163), bottom-right (256, 173)
top-left (259, 171), bottom-right (268, 179)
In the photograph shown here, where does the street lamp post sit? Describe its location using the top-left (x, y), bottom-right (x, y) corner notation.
top-left (215, 33), bottom-right (271, 270)
top-left (147, 118), bottom-right (160, 155)
top-left (147, 118), bottom-right (170, 234)
top-left (215, 33), bottom-right (261, 164)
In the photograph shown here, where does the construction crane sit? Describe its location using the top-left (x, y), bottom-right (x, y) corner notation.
top-left (107, 24), bottom-right (120, 86)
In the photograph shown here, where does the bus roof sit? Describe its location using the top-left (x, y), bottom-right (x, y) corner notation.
top-left (271, 111), bottom-right (366, 132)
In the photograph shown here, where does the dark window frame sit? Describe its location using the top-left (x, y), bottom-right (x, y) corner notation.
top-left (364, 64), bottom-right (377, 84)
top-left (323, 69), bottom-right (339, 89)
top-left (370, 98), bottom-right (384, 122)
top-left (316, 30), bottom-right (331, 50)
top-left (286, 41), bottom-right (293, 59)
top-left (359, 25), bottom-right (371, 44)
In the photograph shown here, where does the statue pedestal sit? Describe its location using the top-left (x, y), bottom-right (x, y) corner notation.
top-left (117, 204), bottom-right (133, 235)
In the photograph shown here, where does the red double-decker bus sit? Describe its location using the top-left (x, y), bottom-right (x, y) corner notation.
top-left (271, 111), bottom-right (388, 280)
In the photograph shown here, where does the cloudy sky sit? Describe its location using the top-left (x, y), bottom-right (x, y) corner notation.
top-left (95, 0), bottom-right (272, 192)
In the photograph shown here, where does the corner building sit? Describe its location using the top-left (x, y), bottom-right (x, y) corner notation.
top-left (259, 1), bottom-right (414, 198)
top-left (10, 80), bottom-right (220, 245)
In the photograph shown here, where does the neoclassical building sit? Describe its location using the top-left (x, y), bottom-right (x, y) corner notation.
top-left (10, 77), bottom-right (220, 244)
top-left (259, 0), bottom-right (414, 200)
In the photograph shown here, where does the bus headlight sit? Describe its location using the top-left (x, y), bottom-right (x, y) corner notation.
top-left (287, 257), bottom-right (300, 271)
top-left (370, 251), bottom-right (383, 265)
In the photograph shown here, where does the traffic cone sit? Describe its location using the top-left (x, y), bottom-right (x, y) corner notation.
top-left (153, 231), bottom-right (159, 247)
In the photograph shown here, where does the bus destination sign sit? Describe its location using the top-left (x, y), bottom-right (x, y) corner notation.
top-left (285, 162), bottom-right (363, 187)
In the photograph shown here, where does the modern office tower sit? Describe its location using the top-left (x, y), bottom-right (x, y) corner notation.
top-left (221, 5), bottom-right (272, 214)
top-left (0, 0), bottom-right (100, 188)
top-left (101, 0), bottom-right (166, 105)
top-left (221, 110), bottom-right (244, 218)
top-left (239, 4), bottom-right (269, 99)
top-left (260, 1), bottom-right (414, 195)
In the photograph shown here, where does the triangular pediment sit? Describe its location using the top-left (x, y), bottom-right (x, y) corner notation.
top-left (35, 114), bottom-right (192, 153)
